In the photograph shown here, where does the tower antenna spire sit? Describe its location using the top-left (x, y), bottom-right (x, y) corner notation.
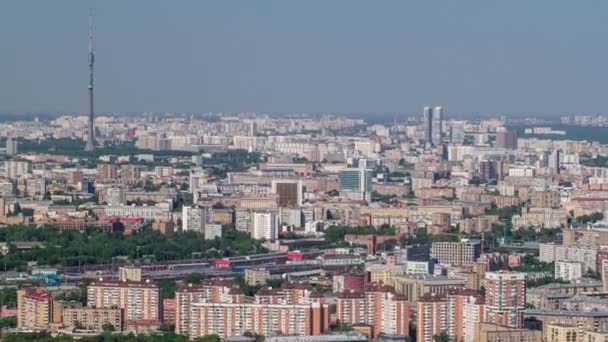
top-left (84, 9), bottom-right (96, 152)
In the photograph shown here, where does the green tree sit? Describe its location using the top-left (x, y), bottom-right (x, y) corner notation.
top-left (193, 335), bottom-right (221, 342)
top-left (433, 331), bottom-right (456, 342)
top-left (186, 273), bottom-right (202, 284)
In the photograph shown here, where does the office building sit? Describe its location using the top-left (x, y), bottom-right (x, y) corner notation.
top-left (336, 283), bottom-right (410, 338)
top-left (388, 274), bottom-right (467, 302)
top-left (423, 106), bottom-right (433, 147)
top-left (252, 211), bottom-right (277, 240)
top-left (431, 240), bottom-right (481, 266)
top-left (17, 288), bottom-right (52, 329)
top-left (339, 168), bottom-right (373, 202)
top-left (272, 179), bottom-right (303, 208)
top-left (484, 271), bottom-right (526, 328)
top-left (182, 206), bottom-right (205, 233)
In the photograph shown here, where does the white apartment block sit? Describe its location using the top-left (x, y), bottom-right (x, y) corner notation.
top-left (555, 261), bottom-right (583, 281)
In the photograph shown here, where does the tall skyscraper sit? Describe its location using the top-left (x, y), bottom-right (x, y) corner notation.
top-left (339, 168), bottom-right (373, 202)
top-left (423, 106), bottom-right (433, 147)
top-left (431, 106), bottom-right (443, 146)
top-left (84, 12), bottom-right (96, 152)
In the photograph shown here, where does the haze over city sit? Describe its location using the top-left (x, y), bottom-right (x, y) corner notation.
top-left (2, 0), bottom-right (608, 116)
top-left (3, 2), bottom-right (608, 342)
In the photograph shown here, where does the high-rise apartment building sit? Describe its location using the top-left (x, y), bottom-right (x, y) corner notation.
top-left (416, 289), bottom-right (484, 342)
top-left (25, 177), bottom-right (46, 197)
top-left (105, 186), bottom-right (125, 206)
top-left (177, 280), bottom-right (329, 339)
top-left (17, 288), bottom-right (52, 329)
top-left (6, 137), bottom-right (17, 156)
top-left (484, 271), bottom-right (526, 328)
top-left (495, 128), bottom-right (518, 149)
top-left (5, 160), bottom-right (30, 179)
top-left (271, 179), bottom-right (303, 208)
top-left (87, 279), bottom-right (161, 328)
top-left (336, 283), bottom-right (410, 338)
top-left (531, 191), bottom-right (561, 209)
top-left (175, 280), bottom-right (244, 336)
top-left (339, 168), bottom-right (373, 202)
top-left (252, 211), bottom-right (277, 240)
top-left (121, 164), bottom-right (141, 180)
top-left (97, 164), bottom-right (118, 180)
top-left (182, 206), bottom-right (206, 233)
top-left (61, 305), bottom-right (123, 332)
top-left (188, 301), bottom-right (328, 339)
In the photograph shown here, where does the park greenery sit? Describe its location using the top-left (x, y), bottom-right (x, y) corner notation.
top-left (513, 255), bottom-right (554, 273)
top-left (575, 212), bottom-right (604, 225)
top-left (0, 287), bottom-right (17, 307)
top-left (0, 225), bottom-right (266, 271)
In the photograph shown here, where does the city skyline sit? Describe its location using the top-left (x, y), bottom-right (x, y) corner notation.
top-left (2, 1), bottom-right (608, 116)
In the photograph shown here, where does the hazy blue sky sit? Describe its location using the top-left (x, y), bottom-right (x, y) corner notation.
top-left (1, 1), bottom-right (607, 117)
